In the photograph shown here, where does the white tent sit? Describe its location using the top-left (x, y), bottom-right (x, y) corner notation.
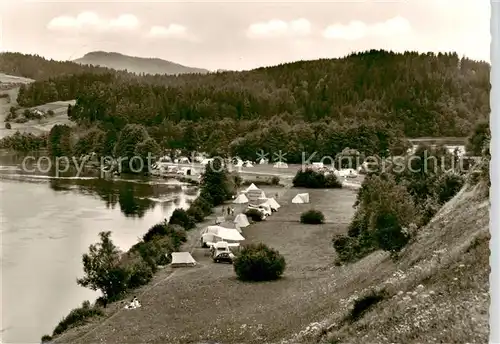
top-left (264, 197), bottom-right (281, 210)
top-left (292, 193), bottom-right (310, 204)
top-left (273, 162), bottom-right (288, 168)
top-left (245, 183), bottom-right (260, 192)
top-left (243, 161), bottom-right (253, 167)
top-left (246, 190), bottom-right (263, 202)
top-left (233, 193), bottom-right (249, 204)
top-left (216, 227), bottom-right (245, 241)
top-left (202, 225), bottom-right (222, 235)
top-left (201, 225), bottom-right (245, 242)
top-left (258, 158), bottom-right (268, 164)
top-left (258, 199), bottom-right (276, 211)
top-left (234, 213), bottom-right (250, 228)
top-left (170, 252), bottom-right (197, 267)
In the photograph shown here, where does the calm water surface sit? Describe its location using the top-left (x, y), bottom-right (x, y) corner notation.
top-left (0, 152), bottom-right (198, 343)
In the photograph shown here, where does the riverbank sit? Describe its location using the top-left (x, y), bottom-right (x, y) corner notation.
top-left (51, 178), bottom-right (363, 344)
top-left (50, 182), bottom-right (289, 343)
top-left (0, 173), bottom-right (198, 343)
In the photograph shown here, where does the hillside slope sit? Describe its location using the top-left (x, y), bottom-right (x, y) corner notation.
top-left (74, 51), bottom-right (209, 75)
top-left (283, 182), bottom-right (490, 344)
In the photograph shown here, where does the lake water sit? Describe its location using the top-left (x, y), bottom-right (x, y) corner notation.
top-left (0, 152), bottom-right (198, 343)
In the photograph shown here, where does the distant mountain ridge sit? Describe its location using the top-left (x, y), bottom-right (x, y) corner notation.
top-left (73, 51), bottom-right (209, 75)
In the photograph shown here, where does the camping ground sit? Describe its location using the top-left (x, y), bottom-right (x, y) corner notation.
top-left (53, 185), bottom-right (363, 344)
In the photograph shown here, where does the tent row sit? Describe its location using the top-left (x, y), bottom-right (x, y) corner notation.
top-left (172, 183), bottom-right (286, 268)
top-left (231, 157), bottom-right (288, 169)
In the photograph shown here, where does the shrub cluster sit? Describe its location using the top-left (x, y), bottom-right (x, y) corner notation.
top-left (348, 290), bottom-right (387, 322)
top-left (169, 208), bottom-right (196, 230)
top-left (333, 142), bottom-right (468, 264)
top-left (241, 176), bottom-right (281, 186)
top-left (41, 301), bottom-right (104, 342)
top-left (300, 209), bottom-right (325, 224)
top-left (233, 243), bottom-right (286, 282)
top-left (46, 223), bottom-right (187, 341)
top-left (46, 156), bottom-right (238, 340)
top-left (292, 168), bottom-right (342, 188)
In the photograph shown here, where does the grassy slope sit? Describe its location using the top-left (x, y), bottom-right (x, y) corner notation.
top-left (284, 182), bottom-right (490, 344)
top-left (0, 74), bottom-right (75, 139)
top-left (52, 185), bottom-right (360, 344)
top-left (50, 176), bottom-right (488, 344)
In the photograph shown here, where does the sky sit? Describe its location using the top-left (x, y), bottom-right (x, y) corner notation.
top-left (0, 0), bottom-right (492, 71)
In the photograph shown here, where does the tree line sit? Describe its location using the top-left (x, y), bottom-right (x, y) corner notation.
top-left (0, 50), bottom-right (490, 163)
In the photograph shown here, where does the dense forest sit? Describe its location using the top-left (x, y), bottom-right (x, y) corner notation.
top-left (0, 50), bottom-right (490, 162)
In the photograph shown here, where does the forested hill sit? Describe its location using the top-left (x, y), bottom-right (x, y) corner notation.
top-left (0, 52), bottom-right (117, 80)
top-left (73, 51), bottom-right (209, 75)
top-left (1, 50), bottom-right (490, 160)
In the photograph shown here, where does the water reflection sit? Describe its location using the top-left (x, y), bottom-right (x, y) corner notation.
top-left (0, 150), bottom-right (198, 218)
top-left (47, 177), bottom-right (186, 218)
top-left (0, 152), bottom-right (200, 343)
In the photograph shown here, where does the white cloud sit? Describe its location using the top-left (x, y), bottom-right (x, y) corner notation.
top-left (323, 16), bottom-right (411, 40)
top-left (146, 24), bottom-right (196, 41)
top-left (108, 14), bottom-right (139, 30)
top-left (47, 12), bottom-right (140, 32)
top-left (246, 18), bottom-right (312, 38)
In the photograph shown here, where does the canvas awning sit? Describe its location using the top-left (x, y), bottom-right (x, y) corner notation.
top-left (214, 227), bottom-right (245, 241)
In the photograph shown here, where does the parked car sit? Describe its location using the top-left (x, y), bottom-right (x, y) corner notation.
top-left (248, 204), bottom-right (271, 217)
top-left (211, 242), bottom-right (235, 263)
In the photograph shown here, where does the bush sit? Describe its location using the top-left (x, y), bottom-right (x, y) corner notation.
top-left (192, 195), bottom-right (213, 216)
top-left (332, 233), bottom-right (376, 264)
top-left (166, 224), bottom-right (188, 249)
top-left (41, 334), bottom-right (52, 343)
top-left (434, 173), bottom-right (464, 204)
top-left (347, 210), bottom-right (368, 237)
top-left (373, 211), bottom-right (410, 252)
top-left (270, 176), bottom-right (280, 185)
top-left (300, 209), bottom-right (325, 224)
top-left (124, 254), bottom-right (154, 288)
top-left (5, 122), bottom-right (11, 129)
top-left (51, 300), bottom-right (104, 336)
top-left (348, 290), bottom-right (387, 322)
top-left (293, 168), bottom-right (342, 188)
top-left (168, 208), bottom-right (196, 230)
top-left (142, 221), bottom-right (187, 248)
top-left (245, 208), bottom-right (264, 222)
top-left (143, 222), bottom-right (169, 242)
top-left (187, 205), bottom-right (205, 222)
top-left (130, 237), bottom-right (173, 271)
top-left (233, 243), bottom-right (286, 281)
